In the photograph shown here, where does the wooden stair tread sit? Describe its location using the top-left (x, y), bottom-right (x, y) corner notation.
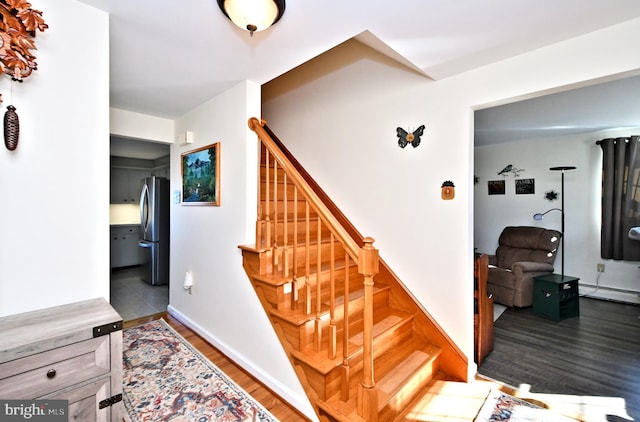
top-left (290, 310), bottom-right (417, 374)
top-left (238, 244), bottom-right (270, 253)
top-left (270, 286), bottom-right (387, 325)
top-left (395, 379), bottom-right (494, 421)
top-left (348, 313), bottom-right (404, 347)
top-left (377, 344), bottom-right (442, 414)
top-left (317, 344), bottom-right (443, 421)
top-left (246, 140), bottom-right (469, 421)
top-left (378, 348), bottom-right (434, 395)
top-left (250, 257), bottom-right (357, 285)
top-left (252, 272), bottom-right (293, 287)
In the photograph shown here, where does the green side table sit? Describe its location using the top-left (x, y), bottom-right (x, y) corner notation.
top-left (533, 274), bottom-right (580, 321)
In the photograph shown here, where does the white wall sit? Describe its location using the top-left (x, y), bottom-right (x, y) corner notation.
top-left (167, 81), bottom-right (316, 419)
top-left (110, 108), bottom-right (174, 144)
top-left (0, 1), bottom-right (109, 317)
top-left (262, 18), bottom-right (640, 369)
top-left (475, 129), bottom-right (640, 304)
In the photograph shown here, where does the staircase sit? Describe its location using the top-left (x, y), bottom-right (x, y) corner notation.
top-left (239, 118), bottom-right (469, 421)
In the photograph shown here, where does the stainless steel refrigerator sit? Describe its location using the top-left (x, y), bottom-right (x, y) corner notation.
top-left (139, 176), bottom-right (170, 285)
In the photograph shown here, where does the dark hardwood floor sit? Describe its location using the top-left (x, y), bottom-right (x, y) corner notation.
top-left (479, 297), bottom-right (640, 421)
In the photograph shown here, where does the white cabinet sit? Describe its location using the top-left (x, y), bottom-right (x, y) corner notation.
top-left (110, 225), bottom-right (144, 268)
top-left (0, 298), bottom-right (124, 422)
top-left (110, 168), bottom-right (150, 204)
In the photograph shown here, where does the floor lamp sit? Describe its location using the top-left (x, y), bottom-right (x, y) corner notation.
top-left (533, 166), bottom-right (576, 278)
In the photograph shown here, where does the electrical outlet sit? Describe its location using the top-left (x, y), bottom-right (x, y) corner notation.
top-left (597, 263), bottom-right (605, 273)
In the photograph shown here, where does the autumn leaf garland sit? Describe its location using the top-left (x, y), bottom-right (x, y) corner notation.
top-left (0, 0), bottom-right (47, 81)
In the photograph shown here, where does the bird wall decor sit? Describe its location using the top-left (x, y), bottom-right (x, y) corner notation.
top-left (396, 125), bottom-right (425, 148)
top-left (497, 164), bottom-right (524, 177)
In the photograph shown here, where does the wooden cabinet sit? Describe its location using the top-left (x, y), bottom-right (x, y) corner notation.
top-left (474, 253), bottom-right (494, 366)
top-left (110, 225), bottom-right (144, 268)
top-left (0, 298), bottom-right (124, 422)
top-left (110, 168), bottom-right (150, 204)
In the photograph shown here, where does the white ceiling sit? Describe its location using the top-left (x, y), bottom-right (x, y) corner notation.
top-left (77, 0), bottom-right (640, 155)
top-left (474, 73), bottom-right (640, 146)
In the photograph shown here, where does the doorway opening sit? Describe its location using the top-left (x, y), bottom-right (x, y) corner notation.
top-left (109, 135), bottom-right (171, 321)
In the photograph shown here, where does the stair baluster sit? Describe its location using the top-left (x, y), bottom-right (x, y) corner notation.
top-left (241, 118), bottom-right (468, 421)
top-left (304, 200), bottom-right (312, 315)
top-left (341, 251), bottom-right (350, 401)
top-left (263, 150), bottom-right (271, 250)
top-left (281, 172), bottom-right (290, 277)
top-left (314, 217), bottom-right (323, 352)
top-left (291, 185), bottom-right (299, 309)
top-left (272, 160), bottom-right (280, 273)
top-left (328, 233), bottom-right (337, 360)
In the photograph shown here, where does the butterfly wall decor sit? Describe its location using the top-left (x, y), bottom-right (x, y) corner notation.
top-left (396, 125), bottom-right (425, 148)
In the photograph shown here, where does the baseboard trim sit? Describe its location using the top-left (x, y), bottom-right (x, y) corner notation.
top-left (579, 284), bottom-right (640, 305)
top-left (166, 304), bottom-right (316, 420)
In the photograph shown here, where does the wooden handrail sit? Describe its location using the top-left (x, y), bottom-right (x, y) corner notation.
top-left (249, 117), bottom-right (379, 418)
top-left (249, 118), bottom-right (362, 261)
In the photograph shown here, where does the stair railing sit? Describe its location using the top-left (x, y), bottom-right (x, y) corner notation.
top-left (249, 117), bottom-right (379, 417)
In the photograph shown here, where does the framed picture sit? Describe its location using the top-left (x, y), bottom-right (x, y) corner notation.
top-left (515, 178), bottom-right (535, 195)
top-left (181, 143), bottom-right (220, 205)
top-left (487, 180), bottom-right (505, 195)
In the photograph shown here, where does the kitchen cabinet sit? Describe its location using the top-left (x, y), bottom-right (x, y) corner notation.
top-left (110, 225), bottom-right (144, 268)
top-left (0, 298), bottom-right (124, 422)
top-left (110, 168), bottom-right (150, 204)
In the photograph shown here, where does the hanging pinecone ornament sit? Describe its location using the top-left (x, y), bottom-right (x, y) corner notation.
top-left (4, 105), bottom-right (19, 151)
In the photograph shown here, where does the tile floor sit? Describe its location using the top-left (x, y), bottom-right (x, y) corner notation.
top-left (110, 265), bottom-right (169, 321)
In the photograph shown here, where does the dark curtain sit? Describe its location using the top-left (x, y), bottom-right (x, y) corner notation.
top-left (599, 136), bottom-right (640, 260)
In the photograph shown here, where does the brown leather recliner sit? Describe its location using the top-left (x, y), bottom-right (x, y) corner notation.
top-left (487, 226), bottom-right (561, 307)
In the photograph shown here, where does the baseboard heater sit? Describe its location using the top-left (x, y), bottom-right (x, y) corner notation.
top-left (580, 283), bottom-right (639, 295)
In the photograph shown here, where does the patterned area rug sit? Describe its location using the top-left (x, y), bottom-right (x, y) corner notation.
top-left (475, 390), bottom-right (572, 422)
top-left (122, 319), bottom-right (278, 421)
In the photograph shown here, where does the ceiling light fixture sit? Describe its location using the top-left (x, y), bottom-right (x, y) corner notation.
top-left (217, 0), bottom-right (285, 37)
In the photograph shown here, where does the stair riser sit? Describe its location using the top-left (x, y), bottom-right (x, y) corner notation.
top-left (259, 182), bottom-right (298, 200)
top-left (296, 268), bottom-right (364, 305)
top-left (260, 199), bottom-right (315, 220)
top-left (331, 290), bottom-right (390, 337)
top-left (253, 280), bottom-right (290, 310)
top-left (245, 143), bottom-right (467, 421)
top-left (336, 316), bottom-right (414, 379)
top-left (284, 241), bottom-right (350, 271)
top-left (309, 290), bottom-right (396, 350)
top-left (241, 248), bottom-right (272, 277)
top-left (292, 313), bottom-right (416, 405)
top-left (259, 164), bottom-right (287, 181)
top-left (257, 219), bottom-right (336, 250)
top-left (269, 220), bottom-right (332, 246)
top-left (275, 288), bottom-right (390, 351)
top-left (251, 261), bottom-right (364, 309)
top-left (297, 361), bottom-right (342, 402)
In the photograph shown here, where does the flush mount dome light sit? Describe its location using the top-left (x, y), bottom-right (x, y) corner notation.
top-left (217, 0), bottom-right (285, 37)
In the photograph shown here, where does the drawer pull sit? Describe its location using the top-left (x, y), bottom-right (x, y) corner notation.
top-left (46, 369), bottom-right (56, 379)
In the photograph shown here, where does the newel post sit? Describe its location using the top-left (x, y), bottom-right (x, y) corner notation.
top-left (357, 237), bottom-right (379, 420)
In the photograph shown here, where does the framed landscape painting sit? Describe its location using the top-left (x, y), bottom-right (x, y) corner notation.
top-left (181, 143), bottom-right (220, 206)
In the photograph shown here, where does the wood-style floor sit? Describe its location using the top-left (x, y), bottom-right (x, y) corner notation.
top-left (123, 313), bottom-right (310, 422)
top-left (122, 297), bottom-right (640, 422)
top-left (479, 297), bottom-right (640, 421)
